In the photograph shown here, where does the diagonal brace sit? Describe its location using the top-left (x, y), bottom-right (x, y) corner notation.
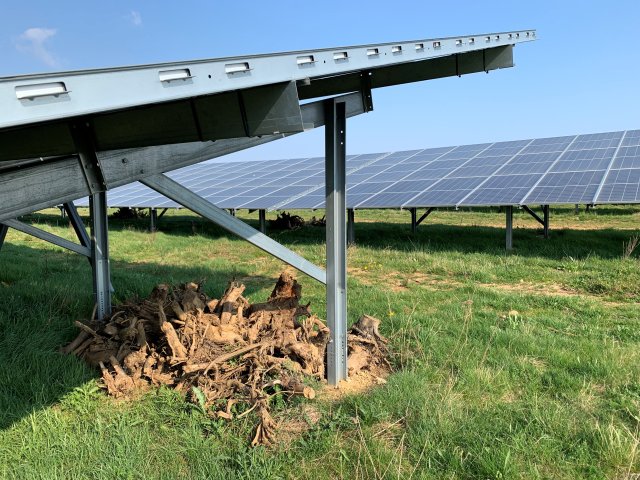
top-left (416, 207), bottom-right (435, 227)
top-left (141, 173), bottom-right (326, 284)
top-left (521, 205), bottom-right (544, 226)
top-left (2, 219), bottom-right (91, 257)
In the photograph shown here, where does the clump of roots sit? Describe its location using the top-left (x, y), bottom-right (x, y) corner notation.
top-left (65, 271), bottom-right (389, 446)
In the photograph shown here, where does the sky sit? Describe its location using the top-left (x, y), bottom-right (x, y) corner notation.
top-left (1, 1), bottom-right (639, 162)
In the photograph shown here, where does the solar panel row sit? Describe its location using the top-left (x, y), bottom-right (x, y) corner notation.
top-left (76, 129), bottom-right (640, 210)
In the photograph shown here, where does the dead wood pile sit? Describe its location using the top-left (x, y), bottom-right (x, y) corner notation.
top-left (64, 272), bottom-right (389, 446)
top-left (268, 212), bottom-right (305, 230)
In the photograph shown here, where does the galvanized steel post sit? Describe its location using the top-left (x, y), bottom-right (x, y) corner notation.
top-left (259, 209), bottom-right (266, 234)
top-left (506, 205), bottom-right (513, 251)
top-left (325, 98), bottom-right (348, 385)
top-left (90, 192), bottom-right (112, 320)
top-left (347, 209), bottom-right (355, 246)
top-left (410, 208), bottom-right (417, 234)
top-left (150, 208), bottom-right (158, 232)
top-left (543, 205), bottom-right (550, 239)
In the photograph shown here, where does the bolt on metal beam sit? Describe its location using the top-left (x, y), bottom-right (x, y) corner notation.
top-left (325, 98), bottom-right (348, 385)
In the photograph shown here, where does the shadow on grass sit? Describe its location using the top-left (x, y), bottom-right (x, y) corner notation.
top-left (0, 242), bottom-right (274, 430)
top-left (16, 209), bottom-right (640, 261)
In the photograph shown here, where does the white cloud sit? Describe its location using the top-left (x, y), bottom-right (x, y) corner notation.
top-left (16, 27), bottom-right (59, 67)
top-left (128, 10), bottom-right (142, 26)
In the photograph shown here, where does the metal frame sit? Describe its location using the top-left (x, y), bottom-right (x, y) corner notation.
top-left (522, 205), bottom-right (550, 239)
top-left (0, 92), bottom-right (367, 223)
top-left (0, 31), bottom-right (534, 133)
top-left (0, 32), bottom-right (538, 388)
top-left (324, 99), bottom-right (348, 384)
top-left (410, 207), bottom-right (435, 234)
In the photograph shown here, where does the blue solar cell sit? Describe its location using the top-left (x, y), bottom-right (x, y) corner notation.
top-left (622, 130), bottom-right (640, 147)
top-left (596, 169), bottom-right (640, 203)
top-left (348, 182), bottom-right (394, 194)
top-left (611, 146), bottom-right (640, 169)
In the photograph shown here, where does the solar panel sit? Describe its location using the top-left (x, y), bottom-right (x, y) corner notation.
top-left (74, 129), bottom-right (640, 211)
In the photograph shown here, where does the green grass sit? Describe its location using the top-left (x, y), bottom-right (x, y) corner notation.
top-left (1, 205), bottom-right (640, 479)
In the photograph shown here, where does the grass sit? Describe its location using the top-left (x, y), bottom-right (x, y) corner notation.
top-left (1, 205), bottom-right (640, 479)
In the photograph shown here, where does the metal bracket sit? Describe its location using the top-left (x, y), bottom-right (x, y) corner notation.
top-left (70, 120), bottom-right (107, 194)
top-left (360, 71), bottom-right (374, 112)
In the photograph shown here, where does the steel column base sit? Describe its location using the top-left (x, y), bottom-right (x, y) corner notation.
top-left (90, 192), bottom-right (112, 320)
top-left (325, 98), bottom-right (348, 385)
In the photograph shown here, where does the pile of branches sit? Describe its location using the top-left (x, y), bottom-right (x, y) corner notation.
top-left (268, 212), bottom-right (305, 230)
top-left (110, 207), bottom-right (147, 220)
top-left (64, 272), bottom-right (388, 446)
top-left (309, 215), bottom-right (326, 227)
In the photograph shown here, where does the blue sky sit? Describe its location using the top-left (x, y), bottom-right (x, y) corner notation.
top-left (2, 1), bottom-right (639, 161)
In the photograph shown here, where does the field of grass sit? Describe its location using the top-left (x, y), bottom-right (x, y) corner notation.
top-left (1, 205), bottom-right (640, 479)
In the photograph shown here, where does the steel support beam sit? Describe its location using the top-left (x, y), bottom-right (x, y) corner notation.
top-left (347, 209), bottom-right (355, 246)
top-left (0, 92), bottom-right (367, 224)
top-left (505, 206), bottom-right (513, 251)
top-left (63, 202), bottom-right (91, 248)
top-left (410, 208), bottom-right (417, 234)
top-left (89, 192), bottom-right (112, 320)
top-left (543, 205), bottom-right (550, 239)
top-left (65, 200), bottom-right (114, 292)
top-left (150, 208), bottom-right (158, 232)
top-left (259, 210), bottom-right (266, 234)
top-left (2, 219), bottom-right (91, 257)
top-left (141, 174), bottom-right (326, 284)
top-left (325, 99), bottom-right (348, 385)
top-left (0, 223), bottom-right (9, 253)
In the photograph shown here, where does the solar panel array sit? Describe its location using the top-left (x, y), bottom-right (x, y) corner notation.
top-left (76, 129), bottom-right (640, 210)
